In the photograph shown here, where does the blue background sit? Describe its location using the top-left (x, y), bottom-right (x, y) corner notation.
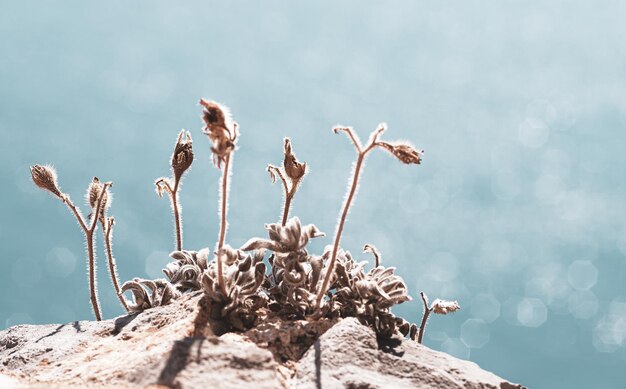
top-left (1, 2), bottom-right (626, 388)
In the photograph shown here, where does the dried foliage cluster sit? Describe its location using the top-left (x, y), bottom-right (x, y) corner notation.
top-left (31, 99), bottom-right (460, 343)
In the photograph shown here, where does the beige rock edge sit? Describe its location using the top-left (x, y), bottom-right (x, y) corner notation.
top-left (0, 292), bottom-right (525, 389)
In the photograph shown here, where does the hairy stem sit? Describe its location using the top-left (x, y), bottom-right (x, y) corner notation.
top-left (86, 233), bottom-right (102, 321)
top-left (418, 292), bottom-right (431, 344)
top-left (315, 151), bottom-right (368, 309)
top-left (216, 152), bottom-right (231, 297)
top-left (281, 191), bottom-right (293, 226)
top-left (172, 180), bottom-right (182, 251)
top-left (102, 219), bottom-right (130, 312)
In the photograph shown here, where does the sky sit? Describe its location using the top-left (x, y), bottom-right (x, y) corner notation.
top-left (1, 1), bottom-right (626, 388)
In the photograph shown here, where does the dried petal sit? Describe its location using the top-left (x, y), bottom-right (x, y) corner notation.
top-left (363, 244), bottom-right (381, 267)
top-left (431, 299), bottom-right (461, 315)
top-left (30, 164), bottom-right (62, 198)
top-left (377, 141), bottom-right (423, 165)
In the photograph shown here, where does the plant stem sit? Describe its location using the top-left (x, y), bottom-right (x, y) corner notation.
top-left (86, 233), bottom-right (102, 321)
top-left (102, 219), bottom-right (130, 312)
top-left (315, 150), bottom-right (368, 309)
top-left (216, 152), bottom-right (231, 297)
top-left (281, 191), bottom-right (293, 226)
top-left (172, 180), bottom-right (182, 251)
top-left (418, 292), bottom-right (431, 344)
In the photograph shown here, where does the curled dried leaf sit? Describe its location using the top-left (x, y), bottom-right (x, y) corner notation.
top-left (377, 141), bottom-right (423, 165)
top-left (30, 164), bottom-right (62, 199)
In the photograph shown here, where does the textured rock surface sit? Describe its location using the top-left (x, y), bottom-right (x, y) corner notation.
top-left (0, 293), bottom-right (524, 388)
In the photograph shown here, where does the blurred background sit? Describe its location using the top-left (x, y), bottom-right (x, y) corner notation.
top-left (1, 1), bottom-right (625, 387)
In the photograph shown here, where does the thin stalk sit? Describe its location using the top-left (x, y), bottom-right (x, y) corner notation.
top-left (418, 292), bottom-right (431, 344)
top-left (86, 234), bottom-right (102, 321)
top-left (216, 152), bottom-right (231, 297)
top-left (281, 191), bottom-right (294, 226)
top-left (314, 126), bottom-right (384, 311)
top-left (172, 180), bottom-right (182, 251)
top-left (102, 219), bottom-right (130, 312)
top-left (315, 148), bottom-right (371, 309)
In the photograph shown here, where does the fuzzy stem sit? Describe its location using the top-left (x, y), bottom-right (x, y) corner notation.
top-left (315, 148), bottom-right (371, 309)
top-left (418, 292), bottom-right (431, 344)
top-left (282, 191), bottom-right (294, 226)
top-left (172, 180), bottom-right (182, 251)
top-left (102, 219), bottom-right (130, 312)
top-left (216, 152), bottom-right (231, 297)
top-left (86, 233), bottom-right (102, 321)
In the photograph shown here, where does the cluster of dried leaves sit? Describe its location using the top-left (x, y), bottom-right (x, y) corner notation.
top-left (31, 99), bottom-right (459, 343)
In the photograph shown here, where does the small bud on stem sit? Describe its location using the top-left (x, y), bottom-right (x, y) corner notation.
top-left (267, 137), bottom-right (307, 226)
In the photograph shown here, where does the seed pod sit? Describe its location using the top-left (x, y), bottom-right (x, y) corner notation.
top-left (377, 141), bottom-right (423, 165)
top-left (30, 164), bottom-right (62, 199)
top-left (283, 138), bottom-right (306, 182)
top-left (431, 299), bottom-right (460, 315)
top-left (87, 177), bottom-right (110, 216)
top-left (171, 130), bottom-right (194, 183)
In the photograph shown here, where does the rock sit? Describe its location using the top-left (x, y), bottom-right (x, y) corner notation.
top-left (0, 293), bottom-right (524, 388)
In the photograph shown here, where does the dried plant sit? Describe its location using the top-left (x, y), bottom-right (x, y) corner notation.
top-left (267, 138), bottom-right (307, 226)
top-left (31, 167), bottom-right (110, 320)
top-left (200, 245), bottom-right (267, 330)
top-left (314, 124), bottom-right (423, 311)
top-left (241, 217), bottom-right (325, 317)
top-left (163, 249), bottom-right (209, 292)
top-left (333, 244), bottom-right (412, 336)
top-left (200, 99), bottom-right (239, 299)
top-left (155, 130), bottom-right (194, 251)
top-left (417, 292), bottom-right (461, 344)
top-left (88, 177), bottom-right (129, 313)
top-left (31, 100), bottom-right (468, 352)
top-left (121, 278), bottom-right (181, 313)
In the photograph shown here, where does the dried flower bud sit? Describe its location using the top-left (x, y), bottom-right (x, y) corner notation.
top-left (30, 164), bottom-right (62, 199)
top-left (199, 99), bottom-right (236, 167)
top-left (87, 177), bottom-right (110, 215)
top-left (283, 138), bottom-right (306, 182)
top-left (171, 130), bottom-right (193, 182)
top-left (377, 141), bottom-right (423, 165)
top-left (431, 299), bottom-right (460, 315)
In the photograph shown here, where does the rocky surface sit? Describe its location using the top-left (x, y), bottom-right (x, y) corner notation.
top-left (0, 293), bottom-right (524, 388)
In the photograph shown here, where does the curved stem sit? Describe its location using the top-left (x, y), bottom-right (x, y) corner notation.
top-left (172, 180), bottom-right (182, 251)
top-left (102, 219), bottom-right (130, 312)
top-left (418, 292), bottom-right (431, 344)
top-left (315, 151), bottom-right (367, 309)
top-left (216, 152), bottom-right (231, 297)
top-left (86, 233), bottom-right (102, 321)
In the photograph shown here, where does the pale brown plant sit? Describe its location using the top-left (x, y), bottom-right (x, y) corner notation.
top-left (200, 99), bottom-right (239, 298)
top-left (155, 130), bottom-right (194, 251)
top-left (418, 291), bottom-right (460, 344)
top-left (31, 166), bottom-right (110, 321)
top-left (267, 138), bottom-right (307, 226)
top-left (314, 124), bottom-right (423, 311)
top-left (88, 177), bottom-right (129, 312)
